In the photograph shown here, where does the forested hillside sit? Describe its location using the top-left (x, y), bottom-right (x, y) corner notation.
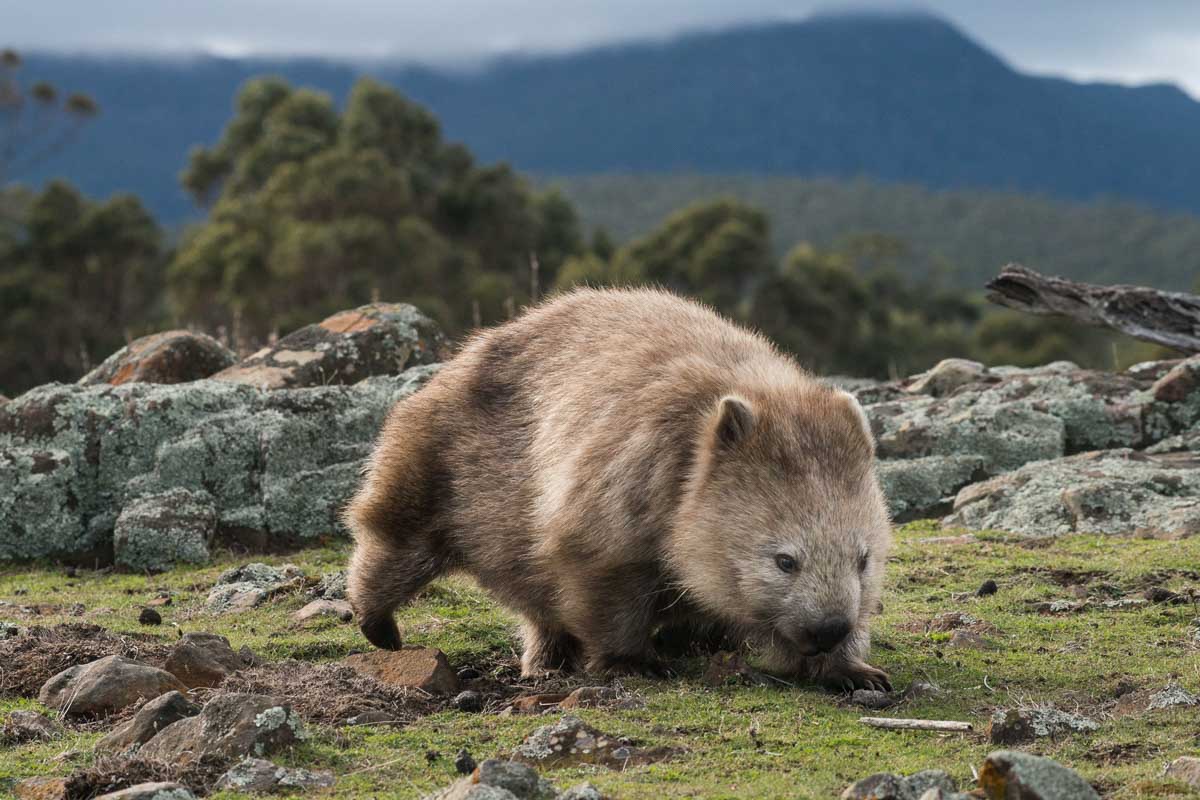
top-left (549, 175), bottom-right (1200, 291)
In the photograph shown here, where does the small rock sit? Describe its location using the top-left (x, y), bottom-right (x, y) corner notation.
top-left (903, 681), bottom-right (943, 700)
top-left (138, 608), bottom-right (162, 626)
top-left (849, 689), bottom-right (895, 710)
top-left (1151, 356), bottom-right (1200, 403)
top-left (14, 777), bottom-right (69, 800)
top-left (455, 748), bottom-right (477, 775)
top-left (904, 771), bottom-right (958, 797)
top-left (1165, 756), bottom-right (1200, 788)
top-left (96, 690), bottom-right (201, 754)
top-left (476, 760), bottom-right (556, 800)
top-left (987, 708), bottom-right (1099, 744)
top-left (309, 571), bottom-right (348, 600)
top-left (293, 599), bottom-right (354, 623)
top-left (38, 655), bottom-right (187, 717)
top-left (452, 690), bottom-right (485, 712)
top-left (511, 693), bottom-right (569, 714)
top-left (206, 583), bottom-right (267, 613)
top-left (841, 773), bottom-right (907, 800)
top-left (905, 358), bottom-right (988, 397)
top-left (457, 667), bottom-right (482, 681)
top-left (976, 579), bottom-right (999, 597)
top-left (139, 693), bottom-right (306, 765)
top-left (514, 714), bottom-right (671, 768)
top-left (1146, 683), bottom-right (1199, 710)
top-left (79, 329), bottom-right (236, 386)
top-left (559, 686), bottom-right (631, 710)
top-left (164, 632), bottom-right (256, 689)
top-left (1, 710), bottom-right (64, 744)
top-left (214, 757), bottom-right (335, 794)
top-left (342, 647), bottom-right (460, 694)
top-left (147, 595), bottom-right (172, 607)
top-left (94, 783), bottom-right (196, 800)
top-left (558, 785), bottom-right (603, 800)
top-left (979, 750), bottom-right (1100, 800)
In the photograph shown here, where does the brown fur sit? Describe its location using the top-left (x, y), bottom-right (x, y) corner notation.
top-left (344, 288), bottom-right (892, 689)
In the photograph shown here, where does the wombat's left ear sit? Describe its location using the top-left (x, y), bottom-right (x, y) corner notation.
top-left (836, 390), bottom-right (876, 454)
top-left (714, 395), bottom-right (755, 447)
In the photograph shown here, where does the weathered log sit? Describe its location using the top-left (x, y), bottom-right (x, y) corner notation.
top-left (985, 264), bottom-right (1200, 353)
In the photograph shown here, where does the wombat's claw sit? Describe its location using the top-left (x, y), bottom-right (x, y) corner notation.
top-left (822, 661), bottom-right (892, 694)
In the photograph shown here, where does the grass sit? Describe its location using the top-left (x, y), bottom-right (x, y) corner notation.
top-left (2, 522), bottom-right (1199, 799)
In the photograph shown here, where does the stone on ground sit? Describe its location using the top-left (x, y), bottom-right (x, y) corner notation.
top-left (164, 632), bottom-right (257, 689)
top-left (95, 690), bottom-right (200, 754)
top-left (139, 693), bottom-right (306, 764)
top-left (979, 750), bottom-right (1100, 800)
top-left (79, 330), bottom-right (235, 387)
top-left (841, 770), bottom-right (958, 800)
top-left (38, 655), bottom-right (186, 717)
top-left (987, 708), bottom-right (1099, 744)
top-left (14, 777), bottom-right (69, 800)
top-left (293, 598), bottom-right (353, 623)
top-left (1165, 756), bottom-right (1200, 788)
top-left (343, 647), bottom-right (460, 695)
top-left (214, 757), bottom-right (335, 793)
top-left (513, 714), bottom-right (670, 769)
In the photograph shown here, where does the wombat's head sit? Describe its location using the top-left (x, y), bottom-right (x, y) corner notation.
top-left (671, 384), bottom-right (890, 656)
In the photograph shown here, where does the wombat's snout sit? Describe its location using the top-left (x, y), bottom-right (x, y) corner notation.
top-left (804, 616), bottom-right (852, 653)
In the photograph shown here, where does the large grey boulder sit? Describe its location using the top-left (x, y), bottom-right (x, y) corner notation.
top-left (0, 362), bottom-right (439, 562)
top-left (979, 750), bottom-right (1099, 800)
top-left (945, 449), bottom-right (1200, 537)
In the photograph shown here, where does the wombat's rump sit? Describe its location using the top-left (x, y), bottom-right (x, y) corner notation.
top-left (345, 288), bottom-right (891, 689)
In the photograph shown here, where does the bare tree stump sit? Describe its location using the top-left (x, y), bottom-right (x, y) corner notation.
top-left (986, 264), bottom-right (1200, 353)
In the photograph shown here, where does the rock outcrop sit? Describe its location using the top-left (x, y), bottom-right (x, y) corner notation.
top-left (79, 331), bottom-right (236, 387)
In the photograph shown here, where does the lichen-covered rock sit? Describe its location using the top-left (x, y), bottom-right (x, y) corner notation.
top-left (841, 770), bottom-right (958, 800)
top-left (164, 632), bottom-right (257, 689)
top-left (139, 693), bottom-right (306, 764)
top-left (877, 455), bottom-right (984, 520)
top-left (79, 330), bottom-right (236, 387)
top-left (979, 750), bottom-right (1100, 800)
top-left (987, 708), bottom-right (1099, 744)
top-left (513, 714), bottom-right (672, 769)
top-left (206, 564), bottom-right (304, 613)
top-left (1151, 355), bottom-right (1200, 403)
top-left (1, 710), bottom-right (64, 744)
top-left (95, 690), bottom-right (200, 753)
top-left (214, 757), bottom-right (335, 793)
top-left (38, 654), bottom-right (187, 717)
top-left (905, 358), bottom-right (991, 397)
top-left (113, 489), bottom-right (217, 572)
top-left (0, 362), bottom-right (440, 562)
top-left (945, 449), bottom-right (1200, 537)
top-left (213, 303), bottom-right (447, 390)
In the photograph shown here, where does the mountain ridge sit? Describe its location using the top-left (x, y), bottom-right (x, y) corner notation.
top-left (11, 12), bottom-right (1200, 222)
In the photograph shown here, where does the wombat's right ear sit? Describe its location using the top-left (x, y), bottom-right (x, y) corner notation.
top-left (714, 395), bottom-right (755, 447)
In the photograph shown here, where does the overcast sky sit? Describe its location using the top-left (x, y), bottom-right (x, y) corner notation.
top-left (7, 1), bottom-right (1200, 97)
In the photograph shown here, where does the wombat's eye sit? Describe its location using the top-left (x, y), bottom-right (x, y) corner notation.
top-left (775, 554), bottom-right (797, 573)
top-left (858, 553), bottom-right (869, 573)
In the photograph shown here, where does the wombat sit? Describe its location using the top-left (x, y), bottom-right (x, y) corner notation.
top-left (345, 288), bottom-right (891, 690)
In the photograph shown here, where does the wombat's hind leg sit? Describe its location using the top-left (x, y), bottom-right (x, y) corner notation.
top-left (520, 621), bottom-right (582, 677)
top-left (348, 539), bottom-right (447, 651)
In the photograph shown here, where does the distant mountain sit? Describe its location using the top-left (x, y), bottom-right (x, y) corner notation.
top-left (15, 11), bottom-right (1200, 223)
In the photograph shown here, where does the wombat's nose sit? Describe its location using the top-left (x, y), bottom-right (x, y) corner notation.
top-left (806, 616), bottom-right (851, 652)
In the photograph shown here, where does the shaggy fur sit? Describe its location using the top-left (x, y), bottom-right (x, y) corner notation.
top-left (344, 288), bottom-right (892, 689)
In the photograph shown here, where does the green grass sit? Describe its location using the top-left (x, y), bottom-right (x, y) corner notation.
top-left (2, 524), bottom-right (1199, 798)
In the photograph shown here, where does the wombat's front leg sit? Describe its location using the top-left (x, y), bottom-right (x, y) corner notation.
top-left (762, 630), bottom-right (891, 693)
top-left (562, 571), bottom-right (669, 677)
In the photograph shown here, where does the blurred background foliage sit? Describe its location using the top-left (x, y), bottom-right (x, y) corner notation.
top-left (0, 70), bottom-right (1169, 396)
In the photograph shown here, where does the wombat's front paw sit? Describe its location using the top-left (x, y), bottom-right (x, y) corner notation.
top-left (590, 653), bottom-right (671, 679)
top-left (821, 661), bottom-right (891, 693)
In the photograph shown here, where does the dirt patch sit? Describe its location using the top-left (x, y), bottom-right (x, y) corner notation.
top-left (1084, 742), bottom-right (1161, 765)
top-left (0, 624), bottom-right (171, 700)
top-left (212, 659), bottom-right (444, 727)
top-left (1015, 567), bottom-right (1112, 587)
top-left (63, 753), bottom-right (230, 799)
